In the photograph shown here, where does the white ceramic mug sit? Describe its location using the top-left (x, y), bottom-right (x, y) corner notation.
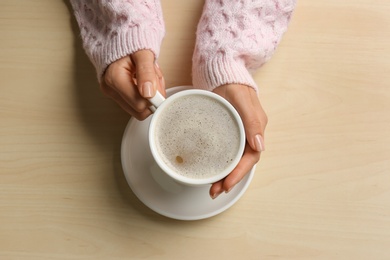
top-left (148, 89), bottom-right (245, 186)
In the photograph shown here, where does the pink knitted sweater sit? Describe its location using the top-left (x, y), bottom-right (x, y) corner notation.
top-left (70, 0), bottom-right (295, 91)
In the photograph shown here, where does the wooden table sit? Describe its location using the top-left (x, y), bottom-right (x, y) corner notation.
top-left (1, 0), bottom-right (389, 259)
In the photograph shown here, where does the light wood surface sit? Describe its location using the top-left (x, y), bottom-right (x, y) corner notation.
top-left (1, 0), bottom-right (390, 259)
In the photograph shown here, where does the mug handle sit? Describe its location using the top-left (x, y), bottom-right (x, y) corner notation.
top-left (148, 90), bottom-right (165, 112)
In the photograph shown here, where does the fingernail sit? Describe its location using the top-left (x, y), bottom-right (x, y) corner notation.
top-left (225, 187), bottom-right (233, 194)
top-left (254, 134), bottom-right (265, 152)
top-left (142, 82), bottom-right (153, 98)
top-left (211, 191), bottom-right (222, 199)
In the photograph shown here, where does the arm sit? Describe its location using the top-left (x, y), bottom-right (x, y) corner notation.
top-left (192, 0), bottom-right (296, 91)
top-left (70, 0), bottom-right (165, 80)
top-left (70, 1), bottom-right (166, 120)
top-left (192, 0), bottom-right (296, 198)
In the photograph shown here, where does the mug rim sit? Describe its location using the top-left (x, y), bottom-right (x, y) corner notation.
top-left (149, 89), bottom-right (245, 186)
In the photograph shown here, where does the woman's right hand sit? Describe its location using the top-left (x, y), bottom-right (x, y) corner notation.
top-left (100, 49), bottom-right (165, 120)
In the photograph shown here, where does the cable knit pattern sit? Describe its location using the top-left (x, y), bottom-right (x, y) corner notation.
top-left (192, 0), bottom-right (296, 91)
top-left (70, 0), bottom-right (165, 80)
top-left (70, 0), bottom-right (295, 89)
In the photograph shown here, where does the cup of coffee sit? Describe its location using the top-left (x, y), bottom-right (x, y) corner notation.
top-left (148, 89), bottom-right (245, 186)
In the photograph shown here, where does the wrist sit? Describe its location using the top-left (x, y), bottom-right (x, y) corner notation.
top-left (192, 53), bottom-right (258, 92)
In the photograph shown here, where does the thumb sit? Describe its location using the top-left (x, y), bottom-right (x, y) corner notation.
top-left (131, 50), bottom-right (158, 99)
top-left (235, 88), bottom-right (267, 152)
top-left (242, 112), bottom-right (266, 153)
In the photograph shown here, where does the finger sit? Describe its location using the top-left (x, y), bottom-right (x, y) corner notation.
top-left (155, 62), bottom-right (166, 97)
top-left (131, 50), bottom-right (159, 99)
top-left (233, 87), bottom-right (266, 152)
top-left (250, 90), bottom-right (268, 133)
top-left (116, 74), bottom-right (152, 113)
top-left (209, 180), bottom-right (224, 199)
top-left (112, 91), bottom-right (152, 120)
top-left (223, 144), bottom-right (260, 193)
top-left (103, 57), bottom-right (150, 113)
top-left (101, 81), bottom-right (152, 120)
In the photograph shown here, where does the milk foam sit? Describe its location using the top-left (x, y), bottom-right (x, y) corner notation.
top-left (154, 95), bottom-right (241, 179)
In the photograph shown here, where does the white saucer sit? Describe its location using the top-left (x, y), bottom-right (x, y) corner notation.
top-left (121, 86), bottom-right (255, 220)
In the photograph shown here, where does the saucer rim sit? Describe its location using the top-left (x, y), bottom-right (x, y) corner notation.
top-left (120, 85), bottom-right (255, 221)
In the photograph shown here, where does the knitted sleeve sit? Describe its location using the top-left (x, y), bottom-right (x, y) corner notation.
top-left (192, 0), bottom-right (296, 91)
top-left (69, 0), bottom-right (165, 80)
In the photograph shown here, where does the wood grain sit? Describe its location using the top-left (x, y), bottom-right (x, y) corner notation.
top-left (1, 0), bottom-right (389, 259)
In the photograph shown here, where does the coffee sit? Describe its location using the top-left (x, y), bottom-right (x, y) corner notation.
top-left (153, 94), bottom-right (241, 179)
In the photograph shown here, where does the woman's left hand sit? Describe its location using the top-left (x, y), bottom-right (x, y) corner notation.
top-left (210, 84), bottom-right (268, 199)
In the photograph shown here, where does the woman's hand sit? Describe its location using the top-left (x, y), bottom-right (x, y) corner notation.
top-left (210, 84), bottom-right (267, 199)
top-left (100, 49), bottom-right (165, 120)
